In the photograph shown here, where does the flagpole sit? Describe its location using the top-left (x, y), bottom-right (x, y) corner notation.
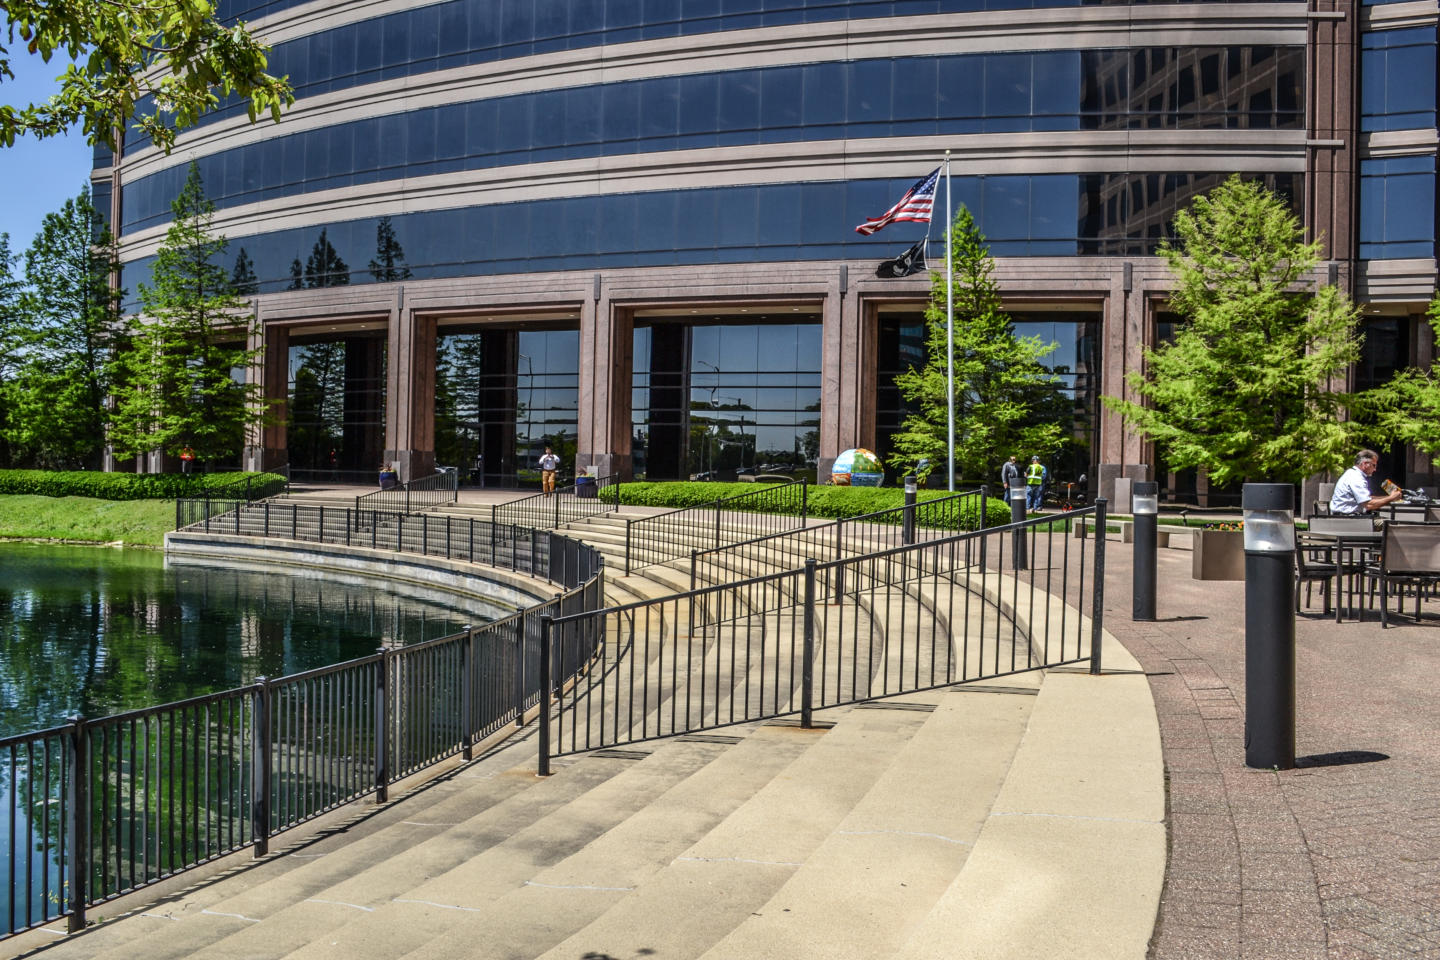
top-left (945, 151), bottom-right (954, 493)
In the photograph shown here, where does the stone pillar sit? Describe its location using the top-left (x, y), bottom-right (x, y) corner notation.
top-left (384, 296), bottom-right (436, 482)
top-left (1306, 0), bottom-right (1359, 277)
top-left (577, 292), bottom-right (634, 479)
top-left (1097, 265), bottom-right (1148, 500)
top-left (243, 320), bottom-right (288, 473)
top-left (818, 267), bottom-right (870, 479)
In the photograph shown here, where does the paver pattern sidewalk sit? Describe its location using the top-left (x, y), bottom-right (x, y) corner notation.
top-left (1101, 545), bottom-right (1440, 960)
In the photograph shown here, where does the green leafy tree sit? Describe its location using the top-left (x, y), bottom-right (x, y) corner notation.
top-left (110, 163), bottom-right (265, 463)
top-left (1103, 175), bottom-right (1362, 485)
top-left (0, 0), bottom-right (292, 151)
top-left (368, 216), bottom-right (412, 282)
top-left (1362, 294), bottom-right (1440, 456)
top-left (2, 188), bottom-right (120, 468)
top-left (0, 232), bottom-right (26, 465)
top-left (886, 207), bottom-right (1065, 484)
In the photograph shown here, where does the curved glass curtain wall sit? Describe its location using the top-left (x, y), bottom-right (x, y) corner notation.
top-left (119, 172), bottom-right (1301, 308)
top-left (876, 311), bottom-right (1099, 486)
top-left (632, 320), bottom-right (822, 482)
top-left (434, 328), bottom-right (580, 488)
top-left (128, 0), bottom-right (1266, 148)
top-left (119, 47), bottom-right (1304, 234)
top-left (286, 335), bottom-right (388, 480)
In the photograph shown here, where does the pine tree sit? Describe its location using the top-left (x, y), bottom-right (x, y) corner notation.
top-left (368, 216), bottom-right (413, 282)
top-left (2, 188), bottom-right (120, 468)
top-left (231, 247), bottom-right (258, 296)
top-left (886, 207), bottom-right (1066, 485)
top-left (1103, 175), bottom-right (1363, 485)
top-left (286, 257), bottom-right (303, 291)
top-left (110, 163), bottom-right (268, 463)
top-left (304, 228), bottom-right (349, 288)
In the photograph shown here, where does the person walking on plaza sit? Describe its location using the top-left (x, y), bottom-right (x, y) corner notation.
top-left (180, 445), bottom-right (196, 475)
top-left (1000, 455), bottom-right (1021, 497)
top-left (1026, 455), bottom-right (1048, 511)
top-left (1329, 449), bottom-right (1404, 515)
top-left (539, 446), bottom-right (561, 493)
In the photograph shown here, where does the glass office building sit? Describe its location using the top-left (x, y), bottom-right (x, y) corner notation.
top-left (98, 0), bottom-right (1438, 496)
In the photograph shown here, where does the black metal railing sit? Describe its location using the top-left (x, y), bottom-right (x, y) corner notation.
top-left (492, 475), bottom-right (620, 530)
top-left (171, 471), bottom-right (291, 530)
top-left (355, 468), bottom-right (459, 518)
top-left (540, 502), bottom-right (1106, 768)
top-left (623, 480), bottom-right (810, 574)
top-left (0, 506), bottom-right (605, 940)
top-left (690, 488), bottom-right (989, 588)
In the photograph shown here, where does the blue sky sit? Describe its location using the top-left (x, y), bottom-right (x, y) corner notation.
top-left (0, 48), bottom-right (95, 262)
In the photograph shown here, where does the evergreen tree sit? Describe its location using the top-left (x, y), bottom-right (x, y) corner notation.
top-left (2, 188), bottom-right (120, 468)
top-left (368, 216), bottom-right (413, 282)
top-left (304, 228), bottom-right (350, 288)
top-left (287, 342), bottom-right (346, 469)
top-left (110, 163), bottom-right (267, 463)
top-left (286, 257), bottom-right (303, 291)
top-left (1362, 294), bottom-right (1440, 457)
top-left (1103, 175), bottom-right (1362, 485)
top-left (231, 247), bottom-right (259, 296)
top-left (886, 207), bottom-right (1065, 485)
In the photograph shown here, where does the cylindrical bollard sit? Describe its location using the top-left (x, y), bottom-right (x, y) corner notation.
top-left (902, 475), bottom-right (917, 545)
top-left (1132, 481), bottom-right (1159, 621)
top-left (1242, 483), bottom-right (1297, 770)
top-left (1009, 483), bottom-right (1028, 570)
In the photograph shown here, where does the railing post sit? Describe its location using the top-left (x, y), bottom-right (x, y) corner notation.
top-left (802, 480), bottom-right (809, 522)
top-left (554, 487), bottom-right (561, 529)
top-left (832, 519), bottom-right (845, 602)
top-left (714, 501), bottom-right (722, 550)
top-left (531, 528), bottom-right (540, 577)
top-left (346, 508), bottom-right (352, 546)
top-left (319, 505), bottom-right (325, 542)
top-left (250, 678), bottom-right (271, 857)
top-left (514, 615), bottom-right (527, 728)
top-left (396, 514), bottom-right (403, 553)
top-left (204, 494), bottom-right (211, 532)
top-left (1089, 499), bottom-right (1108, 676)
top-left (65, 716), bottom-right (89, 933)
top-left (291, 504), bottom-right (297, 541)
top-left (375, 648), bottom-right (390, 803)
top-left (264, 501), bottom-right (271, 538)
top-left (624, 518), bottom-right (633, 576)
top-left (406, 484), bottom-right (411, 515)
top-left (461, 625), bottom-right (474, 760)
top-left (175, 499), bottom-right (181, 530)
top-left (538, 616), bottom-right (553, 776)
top-left (802, 559), bottom-right (816, 729)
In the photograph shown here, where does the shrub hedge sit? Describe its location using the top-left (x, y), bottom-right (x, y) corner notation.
top-left (602, 481), bottom-right (1013, 529)
top-left (0, 470), bottom-right (288, 501)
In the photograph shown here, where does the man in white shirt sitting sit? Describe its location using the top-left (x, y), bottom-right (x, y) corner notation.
top-left (1329, 449), bottom-right (1404, 515)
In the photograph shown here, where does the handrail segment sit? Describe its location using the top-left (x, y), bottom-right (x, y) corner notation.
top-left (492, 475), bottom-right (620, 530)
top-left (543, 502), bottom-right (1106, 765)
top-left (355, 468), bottom-right (459, 517)
top-left (0, 500), bottom-right (604, 940)
top-left (623, 479), bottom-right (809, 574)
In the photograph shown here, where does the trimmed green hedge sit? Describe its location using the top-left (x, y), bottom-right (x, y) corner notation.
top-left (603, 481), bottom-right (1013, 529)
top-left (0, 470), bottom-right (288, 501)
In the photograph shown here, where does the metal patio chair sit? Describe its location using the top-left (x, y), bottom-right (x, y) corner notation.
top-left (1363, 523), bottom-right (1440, 627)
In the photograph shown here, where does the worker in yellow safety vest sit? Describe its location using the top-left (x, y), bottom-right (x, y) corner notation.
top-left (1025, 456), bottom-right (1047, 511)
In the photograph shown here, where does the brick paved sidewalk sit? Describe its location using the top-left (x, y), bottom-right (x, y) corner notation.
top-left (1100, 545), bottom-right (1440, 960)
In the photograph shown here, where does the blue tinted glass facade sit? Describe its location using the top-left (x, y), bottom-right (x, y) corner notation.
top-left (1361, 28), bottom-right (1437, 132)
top-left (1359, 155), bottom-right (1436, 259)
top-left (118, 172), bottom-right (1300, 309)
top-left (119, 46), bottom-right (1304, 234)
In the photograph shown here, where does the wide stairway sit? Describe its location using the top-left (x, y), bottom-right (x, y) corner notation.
top-left (18, 500), bottom-right (1167, 960)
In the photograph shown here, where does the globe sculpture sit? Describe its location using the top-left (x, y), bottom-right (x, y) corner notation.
top-left (831, 448), bottom-right (885, 487)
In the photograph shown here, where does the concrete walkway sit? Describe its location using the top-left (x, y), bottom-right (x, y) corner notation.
top-left (1101, 545), bottom-right (1440, 960)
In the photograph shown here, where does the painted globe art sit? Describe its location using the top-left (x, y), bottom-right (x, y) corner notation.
top-left (831, 448), bottom-right (884, 487)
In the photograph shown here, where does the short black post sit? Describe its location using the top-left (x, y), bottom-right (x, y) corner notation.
top-left (1009, 483), bottom-right (1028, 570)
top-left (801, 559), bottom-right (816, 728)
top-left (375, 647), bottom-right (390, 802)
top-left (538, 616), bottom-right (553, 776)
top-left (902, 475), bottom-right (917, 546)
top-left (65, 716), bottom-right (89, 932)
top-left (1089, 498), bottom-right (1108, 675)
top-left (1243, 483), bottom-right (1297, 770)
top-left (1132, 480), bottom-right (1159, 622)
top-left (513, 615), bottom-right (526, 728)
top-left (460, 624), bottom-right (474, 760)
top-left (250, 678), bottom-right (272, 856)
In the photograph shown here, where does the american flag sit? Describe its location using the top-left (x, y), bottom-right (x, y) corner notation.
top-left (854, 167), bottom-right (940, 236)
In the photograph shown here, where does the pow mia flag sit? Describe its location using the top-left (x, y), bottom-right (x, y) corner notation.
top-left (875, 238), bottom-right (927, 278)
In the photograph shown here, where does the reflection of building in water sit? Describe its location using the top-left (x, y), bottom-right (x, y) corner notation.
top-left (1079, 47), bottom-right (1304, 255)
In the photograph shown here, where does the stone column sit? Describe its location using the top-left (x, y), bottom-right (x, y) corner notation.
top-left (383, 295), bottom-right (436, 482)
top-left (1097, 264), bottom-right (1150, 500)
top-left (577, 292), bottom-right (634, 479)
top-left (818, 267), bottom-right (870, 478)
top-left (243, 319), bottom-right (288, 473)
top-left (1306, 0), bottom-right (1359, 276)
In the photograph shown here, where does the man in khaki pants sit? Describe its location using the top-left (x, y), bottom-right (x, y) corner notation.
top-left (539, 446), bottom-right (561, 493)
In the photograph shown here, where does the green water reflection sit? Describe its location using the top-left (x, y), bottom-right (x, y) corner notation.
top-left (0, 542), bottom-right (492, 737)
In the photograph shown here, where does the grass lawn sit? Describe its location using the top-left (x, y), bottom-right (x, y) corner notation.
top-left (0, 495), bottom-right (175, 546)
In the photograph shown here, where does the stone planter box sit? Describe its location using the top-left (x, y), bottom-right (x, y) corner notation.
top-left (1192, 529), bottom-right (1245, 581)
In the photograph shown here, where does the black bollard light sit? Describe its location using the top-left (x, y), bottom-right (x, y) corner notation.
top-left (902, 475), bottom-right (917, 545)
top-left (1009, 482), bottom-right (1028, 570)
top-left (1132, 481), bottom-right (1158, 621)
top-left (1242, 483), bottom-right (1297, 770)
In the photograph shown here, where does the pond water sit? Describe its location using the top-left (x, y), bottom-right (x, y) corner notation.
top-left (0, 542), bottom-right (497, 737)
